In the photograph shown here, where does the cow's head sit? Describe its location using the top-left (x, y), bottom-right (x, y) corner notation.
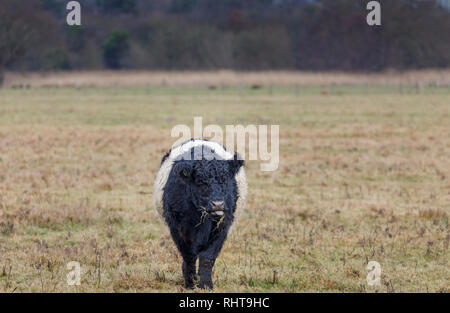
top-left (172, 154), bottom-right (243, 217)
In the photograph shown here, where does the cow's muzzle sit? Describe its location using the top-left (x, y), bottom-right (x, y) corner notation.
top-left (210, 201), bottom-right (224, 216)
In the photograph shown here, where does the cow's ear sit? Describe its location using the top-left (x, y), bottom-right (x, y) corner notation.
top-left (173, 161), bottom-right (193, 184)
top-left (228, 153), bottom-right (244, 177)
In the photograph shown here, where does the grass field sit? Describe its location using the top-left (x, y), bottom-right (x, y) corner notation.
top-left (0, 82), bottom-right (449, 292)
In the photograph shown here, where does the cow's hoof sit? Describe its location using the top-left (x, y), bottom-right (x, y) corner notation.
top-left (198, 281), bottom-right (213, 290)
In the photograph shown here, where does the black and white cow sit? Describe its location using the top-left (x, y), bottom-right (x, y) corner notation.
top-left (154, 139), bottom-right (247, 289)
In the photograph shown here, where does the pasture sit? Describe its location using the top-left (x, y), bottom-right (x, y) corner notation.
top-left (0, 76), bottom-right (448, 292)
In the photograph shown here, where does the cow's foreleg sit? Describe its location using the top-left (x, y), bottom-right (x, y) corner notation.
top-left (169, 226), bottom-right (198, 289)
top-left (182, 252), bottom-right (197, 289)
top-left (198, 232), bottom-right (228, 289)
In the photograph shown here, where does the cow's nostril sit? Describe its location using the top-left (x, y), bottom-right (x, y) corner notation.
top-left (211, 201), bottom-right (224, 210)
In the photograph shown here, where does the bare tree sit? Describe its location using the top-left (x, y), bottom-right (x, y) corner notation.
top-left (0, 0), bottom-right (53, 85)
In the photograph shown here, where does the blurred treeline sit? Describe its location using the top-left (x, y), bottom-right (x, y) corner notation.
top-left (1, 0), bottom-right (450, 74)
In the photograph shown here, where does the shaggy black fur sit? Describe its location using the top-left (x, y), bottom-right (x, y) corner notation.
top-left (161, 142), bottom-right (243, 289)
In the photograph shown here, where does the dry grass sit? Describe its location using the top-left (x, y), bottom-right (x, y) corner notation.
top-left (4, 69), bottom-right (450, 89)
top-left (0, 82), bottom-right (448, 292)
